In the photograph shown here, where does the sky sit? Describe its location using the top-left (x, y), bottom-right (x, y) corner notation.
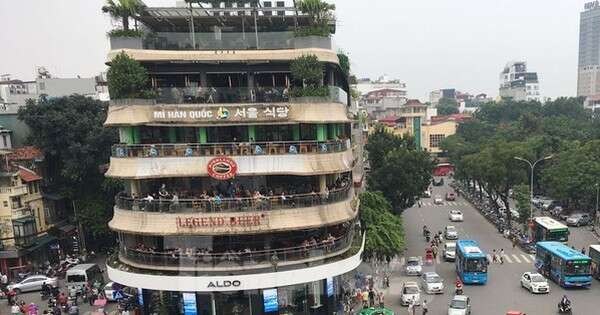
top-left (0, 0), bottom-right (589, 100)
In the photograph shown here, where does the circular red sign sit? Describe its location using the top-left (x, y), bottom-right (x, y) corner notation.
top-left (207, 157), bottom-right (238, 180)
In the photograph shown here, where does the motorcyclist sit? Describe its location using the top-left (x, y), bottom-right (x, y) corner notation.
top-left (422, 225), bottom-right (428, 237)
top-left (558, 295), bottom-right (571, 311)
top-left (454, 278), bottom-right (463, 295)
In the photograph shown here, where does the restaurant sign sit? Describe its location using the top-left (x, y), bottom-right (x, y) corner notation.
top-left (207, 157), bottom-right (237, 180)
top-left (176, 214), bottom-right (265, 228)
top-left (152, 104), bottom-right (289, 122)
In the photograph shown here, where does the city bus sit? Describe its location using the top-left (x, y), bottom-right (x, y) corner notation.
top-left (589, 244), bottom-right (600, 280)
top-left (532, 216), bottom-right (569, 243)
top-left (455, 240), bottom-right (488, 284)
top-left (535, 241), bottom-right (592, 288)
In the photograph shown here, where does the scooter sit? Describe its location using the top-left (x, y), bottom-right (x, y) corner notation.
top-left (558, 302), bottom-right (572, 314)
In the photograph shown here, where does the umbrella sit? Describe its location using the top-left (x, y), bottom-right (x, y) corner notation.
top-left (94, 298), bottom-right (107, 306)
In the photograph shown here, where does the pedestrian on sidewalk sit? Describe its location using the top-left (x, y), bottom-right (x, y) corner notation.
top-left (368, 288), bottom-right (375, 307)
top-left (499, 249), bottom-right (505, 264)
top-left (422, 299), bottom-right (428, 315)
top-left (378, 291), bottom-right (385, 308)
top-left (361, 289), bottom-right (369, 308)
top-left (512, 237), bottom-right (517, 249)
top-left (407, 298), bottom-right (415, 315)
top-left (492, 249), bottom-right (498, 263)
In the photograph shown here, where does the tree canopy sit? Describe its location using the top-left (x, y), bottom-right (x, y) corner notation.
top-left (437, 97), bottom-right (459, 115)
top-left (359, 191), bottom-right (404, 259)
top-left (107, 52), bottom-right (150, 99)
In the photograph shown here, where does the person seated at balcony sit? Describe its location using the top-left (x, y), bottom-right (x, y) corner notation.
top-left (169, 193), bottom-right (179, 212)
top-left (230, 138), bottom-right (239, 155)
top-left (211, 193), bottom-right (222, 212)
top-left (280, 192), bottom-right (288, 207)
top-left (158, 184), bottom-right (169, 199)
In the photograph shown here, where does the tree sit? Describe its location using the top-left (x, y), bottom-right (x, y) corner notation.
top-left (107, 52), bottom-right (149, 99)
top-left (437, 97), bottom-right (459, 115)
top-left (297, 0), bottom-right (335, 25)
top-left (337, 51), bottom-right (350, 77)
top-left (18, 95), bottom-right (120, 247)
top-left (513, 184), bottom-right (531, 226)
top-left (290, 54), bottom-right (323, 87)
top-left (365, 126), bottom-right (415, 171)
top-left (102, 0), bottom-right (145, 31)
top-left (359, 191), bottom-right (404, 259)
top-left (368, 147), bottom-right (434, 210)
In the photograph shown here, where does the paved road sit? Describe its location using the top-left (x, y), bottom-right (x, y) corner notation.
top-left (374, 177), bottom-right (600, 315)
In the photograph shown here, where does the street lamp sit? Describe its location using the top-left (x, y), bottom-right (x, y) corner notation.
top-left (513, 155), bottom-right (554, 220)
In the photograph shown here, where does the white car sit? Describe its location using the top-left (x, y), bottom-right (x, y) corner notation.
top-left (400, 281), bottom-right (421, 306)
top-left (520, 272), bottom-right (550, 294)
top-left (449, 210), bottom-right (464, 222)
top-left (444, 225), bottom-right (458, 240)
top-left (444, 241), bottom-right (457, 261)
top-left (434, 196), bottom-right (444, 205)
top-left (7, 275), bottom-right (58, 293)
top-left (405, 257), bottom-right (423, 276)
top-left (448, 295), bottom-right (471, 315)
top-left (419, 272), bottom-right (444, 294)
top-left (423, 190), bottom-right (432, 198)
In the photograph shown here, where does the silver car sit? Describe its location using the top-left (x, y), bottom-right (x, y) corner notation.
top-left (7, 275), bottom-right (58, 293)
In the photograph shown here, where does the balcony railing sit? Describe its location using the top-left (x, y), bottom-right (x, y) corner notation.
top-left (0, 186), bottom-right (28, 195)
top-left (141, 31), bottom-right (332, 51)
top-left (150, 86), bottom-right (347, 105)
top-left (112, 139), bottom-right (350, 158)
top-left (119, 230), bottom-right (355, 270)
top-left (115, 184), bottom-right (351, 214)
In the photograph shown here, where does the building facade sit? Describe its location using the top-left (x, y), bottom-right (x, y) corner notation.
top-left (499, 61), bottom-right (541, 102)
top-left (104, 2), bottom-right (362, 314)
top-left (578, 1), bottom-right (600, 97)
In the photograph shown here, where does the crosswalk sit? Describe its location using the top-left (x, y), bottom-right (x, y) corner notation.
top-left (418, 201), bottom-right (469, 207)
top-left (395, 253), bottom-right (536, 266)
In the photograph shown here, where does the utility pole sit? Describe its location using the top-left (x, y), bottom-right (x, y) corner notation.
top-left (513, 155), bottom-right (554, 220)
top-left (72, 200), bottom-right (87, 254)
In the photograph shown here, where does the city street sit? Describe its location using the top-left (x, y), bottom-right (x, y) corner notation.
top-left (376, 177), bottom-right (600, 314)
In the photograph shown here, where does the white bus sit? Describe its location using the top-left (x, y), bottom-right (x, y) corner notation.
top-left (533, 216), bottom-right (569, 243)
top-left (66, 264), bottom-right (103, 295)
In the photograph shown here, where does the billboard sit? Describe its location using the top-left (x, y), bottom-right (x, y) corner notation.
top-left (263, 288), bottom-right (279, 313)
top-left (182, 292), bottom-right (198, 315)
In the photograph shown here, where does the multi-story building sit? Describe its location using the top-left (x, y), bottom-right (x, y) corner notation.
top-left (104, 1), bottom-right (362, 314)
top-left (353, 76), bottom-right (408, 117)
top-left (499, 61), bottom-right (541, 102)
top-left (429, 88), bottom-right (457, 105)
top-left (578, 1), bottom-right (600, 97)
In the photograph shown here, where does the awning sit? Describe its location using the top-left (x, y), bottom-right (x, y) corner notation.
top-left (13, 216), bottom-right (35, 224)
top-left (58, 224), bottom-right (76, 234)
top-left (24, 234), bottom-right (57, 254)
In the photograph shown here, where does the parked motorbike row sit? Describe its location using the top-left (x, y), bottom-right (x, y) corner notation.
top-left (451, 182), bottom-right (536, 254)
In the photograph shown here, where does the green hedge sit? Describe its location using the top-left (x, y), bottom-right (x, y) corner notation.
top-left (108, 29), bottom-right (143, 38)
top-left (294, 25), bottom-right (330, 38)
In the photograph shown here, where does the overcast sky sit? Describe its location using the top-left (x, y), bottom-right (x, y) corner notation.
top-left (0, 0), bottom-right (589, 100)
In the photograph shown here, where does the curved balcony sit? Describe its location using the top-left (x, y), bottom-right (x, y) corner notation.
top-left (112, 140), bottom-right (350, 159)
top-left (117, 229), bottom-right (357, 272)
top-left (116, 185), bottom-right (350, 213)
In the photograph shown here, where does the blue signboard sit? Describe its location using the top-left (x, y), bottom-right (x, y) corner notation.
top-left (326, 277), bottom-right (334, 297)
top-left (137, 288), bottom-right (144, 306)
top-left (182, 292), bottom-right (198, 315)
top-left (263, 289), bottom-right (279, 313)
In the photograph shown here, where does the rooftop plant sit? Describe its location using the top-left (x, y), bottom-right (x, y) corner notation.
top-left (289, 54), bottom-right (327, 97)
top-left (295, 0), bottom-right (335, 37)
top-left (107, 29), bottom-right (144, 38)
top-left (102, 0), bottom-right (145, 32)
top-left (107, 52), bottom-right (150, 99)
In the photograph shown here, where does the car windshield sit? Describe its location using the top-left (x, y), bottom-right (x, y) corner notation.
top-left (563, 261), bottom-right (591, 276)
top-left (446, 245), bottom-right (456, 251)
top-left (426, 275), bottom-right (441, 283)
top-left (447, 227), bottom-right (456, 233)
top-left (67, 275), bottom-right (86, 283)
top-left (530, 275), bottom-right (545, 282)
top-left (407, 260), bottom-right (419, 266)
top-left (450, 299), bottom-right (467, 309)
top-left (403, 286), bottom-right (418, 294)
top-left (465, 258), bottom-right (487, 272)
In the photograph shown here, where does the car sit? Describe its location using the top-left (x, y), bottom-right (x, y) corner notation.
top-left (449, 210), bottom-right (463, 222)
top-left (419, 272), bottom-right (444, 294)
top-left (7, 275), bottom-right (58, 293)
top-left (433, 178), bottom-right (444, 186)
top-left (400, 281), bottom-right (421, 306)
top-left (566, 213), bottom-right (592, 226)
top-left (434, 196), bottom-right (444, 205)
top-left (444, 225), bottom-right (458, 240)
top-left (444, 241), bottom-right (457, 261)
top-left (446, 192), bottom-right (456, 201)
top-left (448, 295), bottom-right (471, 315)
top-left (405, 257), bottom-right (423, 276)
top-left (103, 282), bottom-right (135, 302)
top-left (520, 272), bottom-right (550, 294)
top-left (423, 190), bottom-right (432, 198)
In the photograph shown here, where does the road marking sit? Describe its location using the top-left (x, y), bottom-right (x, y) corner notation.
top-left (529, 254), bottom-right (535, 260)
top-left (487, 254), bottom-right (493, 262)
top-left (521, 254), bottom-right (531, 263)
top-left (511, 254), bottom-right (521, 263)
top-left (503, 255), bottom-right (512, 263)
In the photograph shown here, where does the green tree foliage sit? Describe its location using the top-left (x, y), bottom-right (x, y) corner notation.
top-left (297, 0), bottom-right (335, 25)
top-left (18, 95), bottom-right (120, 243)
top-left (366, 127), bottom-right (433, 210)
top-left (107, 51), bottom-right (149, 99)
top-left (102, 0), bottom-right (145, 31)
top-left (290, 54), bottom-right (323, 87)
top-left (359, 191), bottom-right (404, 259)
top-left (437, 97), bottom-right (459, 115)
top-left (337, 51), bottom-right (350, 77)
top-left (513, 184), bottom-right (531, 225)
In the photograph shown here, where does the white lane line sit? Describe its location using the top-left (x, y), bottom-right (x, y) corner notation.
top-left (521, 254), bottom-right (531, 263)
top-left (511, 254), bottom-right (521, 263)
top-left (503, 255), bottom-right (512, 263)
top-left (529, 254), bottom-right (535, 260)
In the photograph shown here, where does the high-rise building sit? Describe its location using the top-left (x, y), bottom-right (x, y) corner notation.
top-left (499, 61), bottom-right (541, 102)
top-left (578, 1), bottom-right (600, 97)
top-left (104, 1), bottom-right (363, 314)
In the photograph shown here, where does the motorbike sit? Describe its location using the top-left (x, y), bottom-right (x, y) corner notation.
top-left (558, 302), bottom-right (572, 314)
top-left (455, 286), bottom-right (464, 295)
top-left (425, 234), bottom-right (431, 242)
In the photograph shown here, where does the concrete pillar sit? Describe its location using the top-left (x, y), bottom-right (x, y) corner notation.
top-left (319, 175), bottom-right (327, 193)
top-left (198, 127), bottom-right (207, 144)
top-left (200, 71), bottom-right (207, 87)
top-left (130, 180), bottom-right (141, 197)
top-left (328, 68), bottom-right (335, 86)
top-left (316, 124), bottom-right (327, 141)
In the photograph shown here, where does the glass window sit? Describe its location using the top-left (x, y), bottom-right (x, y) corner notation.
top-left (429, 134), bottom-right (446, 148)
top-left (465, 258), bottom-right (487, 272)
top-left (563, 261), bottom-right (591, 276)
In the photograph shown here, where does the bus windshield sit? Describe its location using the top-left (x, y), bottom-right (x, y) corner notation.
top-left (563, 261), bottom-right (591, 276)
top-left (547, 230), bottom-right (568, 242)
top-left (465, 258), bottom-right (487, 272)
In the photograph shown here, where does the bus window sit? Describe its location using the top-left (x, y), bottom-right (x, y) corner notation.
top-left (563, 261), bottom-right (591, 276)
top-left (465, 258), bottom-right (487, 272)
